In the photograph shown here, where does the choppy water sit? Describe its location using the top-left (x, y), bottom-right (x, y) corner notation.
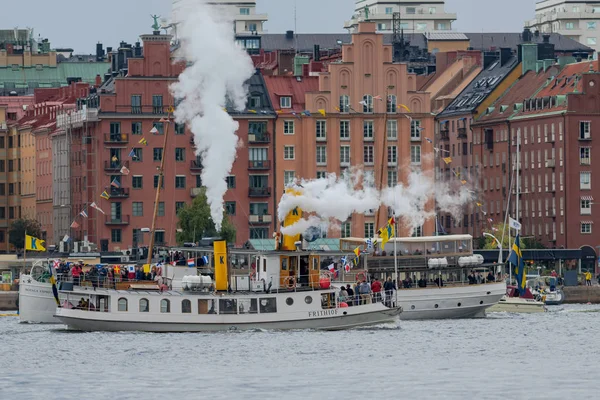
top-left (1, 305), bottom-right (599, 400)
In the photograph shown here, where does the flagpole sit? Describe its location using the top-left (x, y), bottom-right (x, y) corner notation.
top-left (393, 212), bottom-right (398, 307)
top-left (23, 231), bottom-right (27, 270)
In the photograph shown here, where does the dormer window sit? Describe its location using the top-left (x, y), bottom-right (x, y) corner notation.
top-left (280, 96), bottom-right (292, 109)
top-left (249, 96), bottom-right (261, 108)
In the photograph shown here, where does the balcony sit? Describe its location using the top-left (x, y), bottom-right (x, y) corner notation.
top-left (104, 160), bottom-right (129, 172)
top-left (105, 215), bottom-right (130, 225)
top-left (249, 214), bottom-right (272, 224)
top-left (248, 160), bottom-right (271, 170)
top-left (190, 160), bottom-right (203, 173)
top-left (115, 105), bottom-right (170, 115)
top-left (190, 187), bottom-right (203, 197)
top-left (457, 127), bottom-right (467, 139)
top-left (249, 187), bottom-right (271, 197)
top-left (109, 188), bottom-right (130, 198)
top-left (248, 132), bottom-right (271, 144)
top-left (579, 134), bottom-right (592, 141)
top-left (439, 130), bottom-right (450, 141)
top-left (545, 159), bottom-right (555, 168)
top-left (104, 133), bottom-right (129, 145)
top-left (410, 135), bottom-right (422, 142)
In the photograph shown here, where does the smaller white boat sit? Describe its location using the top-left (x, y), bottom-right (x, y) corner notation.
top-left (487, 286), bottom-right (546, 313)
top-left (529, 276), bottom-right (565, 306)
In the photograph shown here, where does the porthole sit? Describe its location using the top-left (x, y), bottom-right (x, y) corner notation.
top-left (411, 305), bottom-right (415, 310)
top-left (480, 301), bottom-right (484, 305)
top-left (434, 304), bottom-right (439, 308)
top-left (304, 296), bottom-right (313, 304)
top-left (286, 297), bottom-right (294, 306)
top-left (457, 303), bottom-right (462, 307)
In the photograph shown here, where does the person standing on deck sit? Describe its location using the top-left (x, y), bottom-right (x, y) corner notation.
top-left (383, 277), bottom-right (396, 307)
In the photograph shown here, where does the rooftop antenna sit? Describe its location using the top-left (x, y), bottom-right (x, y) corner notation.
top-left (294, 0), bottom-right (298, 53)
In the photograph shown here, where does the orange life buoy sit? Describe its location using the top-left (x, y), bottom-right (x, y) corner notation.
top-left (356, 271), bottom-right (367, 283)
top-left (320, 271), bottom-right (333, 281)
top-left (284, 276), bottom-right (296, 290)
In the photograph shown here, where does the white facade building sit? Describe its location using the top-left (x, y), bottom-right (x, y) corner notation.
top-left (344, 0), bottom-right (456, 33)
top-left (526, 0), bottom-right (600, 52)
top-left (172, 0), bottom-right (268, 35)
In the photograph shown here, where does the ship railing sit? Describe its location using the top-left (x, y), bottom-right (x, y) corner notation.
top-left (54, 273), bottom-right (163, 290)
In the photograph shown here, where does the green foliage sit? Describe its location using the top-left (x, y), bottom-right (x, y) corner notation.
top-left (480, 223), bottom-right (547, 250)
top-left (9, 219), bottom-right (42, 250)
top-left (176, 188), bottom-right (236, 245)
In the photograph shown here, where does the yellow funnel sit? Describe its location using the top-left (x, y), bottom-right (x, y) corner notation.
top-left (281, 188), bottom-right (303, 251)
top-left (213, 240), bottom-right (228, 291)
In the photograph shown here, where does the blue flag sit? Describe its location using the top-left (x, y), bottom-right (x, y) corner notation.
top-left (507, 234), bottom-right (526, 296)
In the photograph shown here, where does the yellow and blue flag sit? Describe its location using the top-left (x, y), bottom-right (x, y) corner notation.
top-left (507, 234), bottom-right (526, 295)
top-left (48, 262), bottom-right (60, 307)
top-left (25, 234), bottom-right (46, 252)
top-left (378, 219), bottom-right (395, 248)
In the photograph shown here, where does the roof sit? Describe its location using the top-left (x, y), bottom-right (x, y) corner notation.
top-left (536, 60), bottom-right (598, 98)
top-left (226, 71), bottom-right (275, 116)
top-left (258, 32), bottom-right (592, 53)
top-left (476, 67), bottom-right (557, 124)
top-left (438, 54), bottom-right (520, 118)
top-left (263, 74), bottom-right (319, 112)
top-left (248, 238), bottom-right (341, 251)
top-left (426, 32), bottom-right (469, 41)
top-left (0, 62), bottom-right (108, 88)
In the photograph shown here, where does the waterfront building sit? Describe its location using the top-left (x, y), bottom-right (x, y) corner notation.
top-left (344, 0), bottom-right (456, 33)
top-left (527, 0), bottom-right (600, 53)
top-left (266, 22), bottom-right (435, 239)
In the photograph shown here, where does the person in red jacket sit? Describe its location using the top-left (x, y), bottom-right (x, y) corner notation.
top-left (371, 278), bottom-right (382, 303)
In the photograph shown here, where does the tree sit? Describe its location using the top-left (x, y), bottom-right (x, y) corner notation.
top-left (479, 223), bottom-right (546, 250)
top-left (9, 218), bottom-right (43, 250)
top-left (176, 188), bottom-right (236, 245)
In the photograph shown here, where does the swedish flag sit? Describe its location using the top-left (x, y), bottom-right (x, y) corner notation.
top-left (507, 234), bottom-right (526, 295)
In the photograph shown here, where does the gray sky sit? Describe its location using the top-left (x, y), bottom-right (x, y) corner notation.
top-left (6, 0), bottom-right (537, 53)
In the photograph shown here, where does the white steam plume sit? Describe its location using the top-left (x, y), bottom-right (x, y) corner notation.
top-left (171, 0), bottom-right (255, 230)
top-left (281, 168), bottom-right (475, 236)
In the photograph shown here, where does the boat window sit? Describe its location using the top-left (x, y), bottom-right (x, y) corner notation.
top-left (181, 299), bottom-right (192, 313)
top-left (259, 298), bottom-right (277, 313)
top-left (139, 298), bottom-right (149, 312)
top-left (198, 299), bottom-right (217, 314)
top-left (286, 297), bottom-right (294, 306)
top-left (238, 298), bottom-right (258, 314)
top-left (280, 258), bottom-right (288, 271)
top-left (321, 293), bottom-right (336, 309)
top-left (160, 299), bottom-right (170, 313)
top-left (219, 299), bottom-right (237, 314)
top-left (305, 296), bottom-right (313, 304)
top-left (118, 297), bottom-right (128, 312)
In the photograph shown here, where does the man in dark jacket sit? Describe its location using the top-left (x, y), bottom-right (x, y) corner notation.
top-left (383, 277), bottom-right (396, 307)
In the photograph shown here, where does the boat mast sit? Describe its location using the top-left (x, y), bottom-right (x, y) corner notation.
top-left (375, 91), bottom-right (390, 230)
top-left (147, 107), bottom-right (174, 265)
top-left (512, 128), bottom-right (521, 284)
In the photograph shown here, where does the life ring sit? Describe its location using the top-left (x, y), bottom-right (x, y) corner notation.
top-left (320, 271), bottom-right (333, 281)
top-left (284, 276), bottom-right (296, 290)
top-left (355, 271), bottom-right (367, 282)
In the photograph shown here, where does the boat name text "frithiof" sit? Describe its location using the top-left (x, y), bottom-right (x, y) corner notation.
top-left (308, 309), bottom-right (338, 318)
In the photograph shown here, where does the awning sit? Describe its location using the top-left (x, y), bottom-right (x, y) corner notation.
top-left (582, 221), bottom-right (594, 224)
top-left (581, 196), bottom-right (594, 201)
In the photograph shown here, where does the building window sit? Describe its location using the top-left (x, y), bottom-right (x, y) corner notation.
top-left (387, 146), bottom-right (397, 165)
top-left (175, 148), bottom-right (185, 161)
top-left (364, 145), bottom-right (374, 164)
top-left (387, 120), bottom-right (397, 140)
top-left (363, 120), bottom-right (374, 140)
top-left (385, 7), bottom-right (393, 14)
top-left (316, 146), bottom-right (327, 165)
top-left (341, 222), bottom-right (351, 238)
top-left (250, 203), bottom-right (268, 216)
top-left (153, 148), bottom-right (163, 161)
top-left (581, 222), bottom-right (592, 234)
top-left (132, 202), bottom-right (143, 217)
top-left (362, 95), bottom-right (373, 113)
top-left (417, 23), bottom-right (427, 31)
top-left (317, 171), bottom-right (327, 179)
top-left (340, 120), bottom-right (350, 140)
top-left (565, 22), bottom-right (574, 30)
top-left (387, 95), bottom-right (397, 113)
top-left (283, 120), bottom-right (295, 135)
top-left (588, 22), bottom-right (597, 30)
top-left (176, 202), bottom-right (185, 214)
top-left (284, 146), bottom-right (295, 160)
top-left (247, 23), bottom-right (257, 32)
top-left (196, 175), bottom-right (202, 188)
top-left (249, 96), bottom-right (261, 108)
top-left (284, 171), bottom-right (295, 185)
top-left (580, 172), bottom-right (591, 190)
top-left (152, 95), bottom-right (163, 114)
top-left (139, 298), bottom-right (149, 313)
top-left (377, 23), bottom-right (387, 30)
top-left (175, 176), bottom-right (186, 189)
top-left (339, 95), bottom-right (350, 112)
top-left (111, 229), bottom-right (122, 243)
top-left (581, 199), bottom-right (592, 215)
top-left (580, 121), bottom-right (591, 139)
top-left (131, 95), bottom-right (141, 114)
top-left (131, 122), bottom-right (142, 135)
top-left (152, 122), bottom-right (164, 135)
top-left (580, 147), bottom-right (591, 165)
top-left (154, 175), bottom-right (164, 189)
top-left (240, 7), bottom-right (250, 15)
top-left (225, 201), bottom-right (236, 216)
top-left (154, 231), bottom-right (165, 245)
top-left (340, 146), bottom-right (350, 165)
top-left (364, 223), bottom-right (374, 238)
top-left (280, 97), bottom-right (291, 108)
top-left (388, 170), bottom-right (397, 187)
top-left (157, 202), bottom-right (165, 217)
top-left (316, 120), bottom-right (327, 140)
top-left (411, 120), bottom-right (422, 140)
top-left (588, 38), bottom-right (597, 46)
top-left (406, 7), bottom-right (416, 14)
top-left (132, 148), bottom-right (143, 161)
top-left (175, 123), bottom-right (185, 135)
top-left (226, 176), bottom-right (236, 189)
top-left (412, 226), bottom-right (423, 237)
top-left (250, 228), bottom-right (269, 239)
top-left (429, 7), bottom-right (437, 13)
top-left (8, 160), bottom-right (13, 172)
top-left (411, 145), bottom-right (421, 164)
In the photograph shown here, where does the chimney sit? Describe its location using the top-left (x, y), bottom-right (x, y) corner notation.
top-left (543, 34), bottom-right (550, 44)
top-left (520, 43), bottom-right (539, 75)
top-left (95, 74), bottom-right (102, 87)
top-left (313, 45), bottom-right (320, 61)
top-left (500, 47), bottom-right (512, 66)
top-left (96, 42), bottom-right (104, 61)
top-left (286, 30), bottom-right (294, 40)
top-left (522, 27), bottom-right (532, 43)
